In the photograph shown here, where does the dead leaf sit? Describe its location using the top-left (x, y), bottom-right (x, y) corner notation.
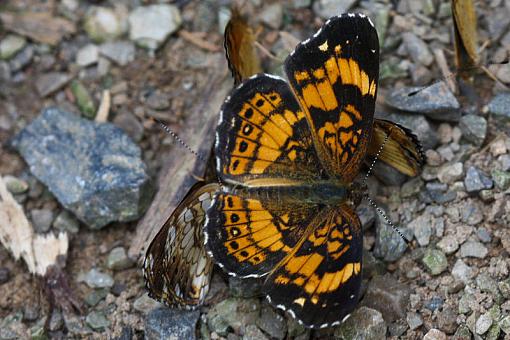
top-left (0, 176), bottom-right (68, 276)
top-left (0, 11), bottom-right (76, 46)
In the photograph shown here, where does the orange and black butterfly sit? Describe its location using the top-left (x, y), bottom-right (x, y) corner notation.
top-left (204, 13), bottom-right (423, 328)
top-left (144, 12), bottom-right (424, 327)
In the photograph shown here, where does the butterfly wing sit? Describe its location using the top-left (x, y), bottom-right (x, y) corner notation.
top-left (224, 6), bottom-right (262, 85)
top-left (265, 203), bottom-right (362, 328)
top-left (368, 119), bottom-right (425, 177)
top-left (205, 189), bottom-right (321, 278)
top-left (143, 183), bottom-right (218, 308)
top-left (285, 14), bottom-right (379, 183)
top-left (215, 74), bottom-right (325, 185)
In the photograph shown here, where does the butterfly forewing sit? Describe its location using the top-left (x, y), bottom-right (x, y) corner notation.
top-left (284, 14), bottom-right (379, 183)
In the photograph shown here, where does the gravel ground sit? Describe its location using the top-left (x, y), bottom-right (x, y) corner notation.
top-left (0, 0), bottom-right (510, 339)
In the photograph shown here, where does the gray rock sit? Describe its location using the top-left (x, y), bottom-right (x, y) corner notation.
top-left (402, 32), bottom-right (434, 66)
top-left (464, 166), bottom-right (493, 193)
top-left (129, 5), bottom-right (182, 50)
top-left (424, 296), bottom-right (444, 311)
top-left (361, 275), bottom-right (410, 322)
top-left (256, 305), bottom-right (286, 339)
top-left (145, 92), bottom-right (171, 110)
top-left (459, 114), bottom-right (487, 146)
top-left (476, 272), bottom-right (500, 296)
top-left (422, 248), bottom-right (448, 275)
top-left (243, 325), bottom-right (269, 340)
top-left (11, 108), bottom-right (153, 229)
top-left (0, 61), bottom-right (10, 81)
top-left (106, 247), bottom-right (134, 271)
top-left (372, 160), bottom-right (408, 186)
top-left (437, 235), bottom-right (459, 254)
top-left (85, 310), bottom-right (110, 331)
top-left (408, 213), bottom-right (433, 246)
top-left (334, 307), bottom-right (387, 340)
top-left (229, 277), bottom-right (262, 298)
top-left (460, 200), bottom-right (483, 226)
top-left (488, 93), bottom-right (510, 124)
top-left (373, 210), bottom-right (410, 262)
top-left (99, 41), bottom-right (135, 66)
top-left (401, 177), bottom-right (424, 198)
top-left (84, 288), bottom-right (108, 306)
top-left (423, 329), bottom-right (447, 340)
top-left (499, 154), bottom-right (510, 171)
top-left (35, 72), bottom-right (72, 97)
top-left (356, 200), bottom-right (376, 229)
top-left (133, 293), bottom-right (163, 314)
top-left (498, 279), bottom-right (510, 299)
top-left (377, 112), bottom-right (438, 150)
top-left (49, 310), bottom-right (64, 331)
top-left (437, 306), bottom-right (458, 334)
top-left (76, 44), bottom-right (99, 67)
top-left (460, 241), bottom-right (488, 258)
top-left (258, 3), bottom-right (283, 29)
top-left (491, 169), bottom-right (510, 190)
top-left (82, 268), bottom-right (114, 288)
top-left (145, 308), bottom-right (199, 340)
top-left (406, 312), bottom-right (423, 330)
top-left (452, 259), bottom-right (474, 283)
top-left (3, 175), bottom-right (29, 194)
top-left (9, 45), bottom-right (33, 73)
top-left (476, 313), bottom-right (493, 335)
top-left (476, 227), bottom-right (492, 243)
top-left (385, 82), bottom-right (460, 121)
top-left (437, 162), bottom-right (463, 184)
top-left (501, 315), bottom-right (510, 334)
top-left (83, 6), bottom-right (127, 43)
top-left (313, 0), bottom-right (357, 19)
top-left (0, 34), bottom-right (26, 60)
top-left (112, 112), bottom-right (144, 143)
top-left (453, 325), bottom-right (472, 339)
top-left (53, 210), bottom-right (80, 234)
top-left (207, 298), bottom-right (260, 335)
top-left (31, 209), bottom-right (54, 233)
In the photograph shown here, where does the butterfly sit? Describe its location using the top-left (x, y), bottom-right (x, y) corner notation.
top-left (143, 12), bottom-right (424, 328)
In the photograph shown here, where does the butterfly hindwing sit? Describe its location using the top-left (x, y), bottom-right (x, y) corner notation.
top-left (205, 189), bottom-right (321, 278)
top-left (265, 203), bottom-right (362, 328)
top-left (216, 74), bottom-right (324, 184)
top-left (143, 183), bottom-right (218, 308)
top-left (368, 119), bottom-right (425, 177)
top-left (285, 14), bottom-right (379, 182)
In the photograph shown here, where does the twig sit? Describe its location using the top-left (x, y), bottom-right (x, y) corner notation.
top-left (179, 30), bottom-right (221, 52)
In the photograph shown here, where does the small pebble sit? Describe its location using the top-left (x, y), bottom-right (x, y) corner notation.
top-left (476, 313), bottom-right (493, 335)
top-left (82, 268), bottom-right (114, 288)
top-left (0, 267), bottom-right (10, 284)
top-left (460, 241), bottom-right (488, 259)
top-left (53, 210), bottom-right (80, 234)
top-left (424, 328), bottom-right (447, 340)
top-left (31, 209), bottom-right (54, 233)
top-left (107, 247), bottom-right (134, 271)
top-left (4, 175), bottom-right (29, 194)
top-left (85, 310), bottom-right (110, 331)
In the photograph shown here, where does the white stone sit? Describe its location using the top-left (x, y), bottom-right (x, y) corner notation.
top-left (76, 44), bottom-right (99, 67)
top-left (129, 5), bottom-right (182, 50)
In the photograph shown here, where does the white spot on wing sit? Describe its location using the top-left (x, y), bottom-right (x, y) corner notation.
top-left (368, 17), bottom-right (375, 27)
top-left (342, 313), bottom-right (351, 323)
top-left (348, 13), bottom-right (355, 17)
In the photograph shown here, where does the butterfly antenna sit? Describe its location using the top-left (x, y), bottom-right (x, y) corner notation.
top-left (362, 130), bottom-right (411, 245)
top-left (150, 117), bottom-right (226, 189)
top-left (408, 58), bottom-right (510, 96)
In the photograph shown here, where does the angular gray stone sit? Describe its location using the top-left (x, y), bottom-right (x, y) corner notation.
top-left (491, 169), bottom-right (510, 190)
top-left (256, 304), bottom-right (285, 340)
top-left (0, 34), bottom-right (26, 60)
top-left (52, 210), bottom-right (80, 234)
top-left (464, 166), bottom-right (493, 193)
top-left (145, 308), bottom-right (200, 340)
top-left (460, 241), bottom-right (488, 259)
top-left (488, 93), bottom-right (510, 124)
top-left (373, 210), bottom-right (411, 262)
top-left (85, 310), bottom-right (110, 331)
top-left (377, 112), bottom-right (438, 150)
top-left (361, 275), bottom-right (410, 322)
top-left (82, 268), bottom-right (114, 288)
top-left (76, 44), bottom-right (99, 67)
top-left (229, 277), bottom-right (262, 298)
top-left (406, 312), bottom-right (423, 330)
top-left (402, 32), bottom-right (434, 66)
top-left (99, 41), bottom-right (135, 66)
top-left (11, 108), bottom-right (153, 229)
top-left (459, 114), bottom-right (487, 146)
top-left (334, 307), bottom-right (387, 340)
top-left (133, 293), bottom-right (163, 314)
top-left (106, 247), bottom-right (134, 271)
top-left (424, 328), bottom-right (447, 340)
top-left (243, 325), bottom-right (269, 340)
top-left (437, 162), bottom-right (463, 184)
top-left (31, 208), bottom-right (54, 233)
top-left (452, 259), bottom-right (474, 283)
top-left (437, 235), bottom-right (459, 255)
top-left (476, 313), bottom-right (493, 335)
top-left (35, 72), bottom-right (72, 97)
top-left (385, 82), bottom-right (460, 121)
top-left (129, 5), bottom-right (182, 49)
top-left (207, 298), bottom-right (260, 335)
